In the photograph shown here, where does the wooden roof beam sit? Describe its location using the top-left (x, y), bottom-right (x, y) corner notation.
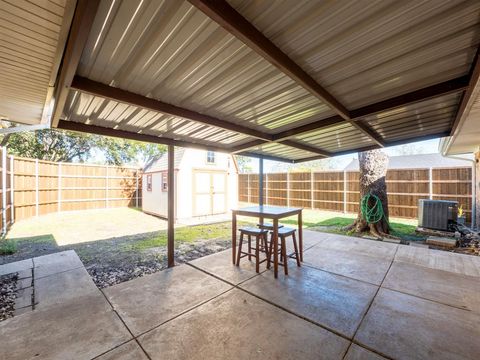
top-left (279, 140), bottom-right (332, 157)
top-left (293, 130), bottom-right (451, 163)
top-left (188, 0), bottom-right (350, 121)
top-left (236, 152), bottom-right (294, 163)
top-left (230, 139), bottom-right (332, 158)
top-left (57, 120), bottom-right (232, 153)
top-left (51, 0), bottom-right (100, 127)
top-left (273, 76), bottom-right (469, 141)
top-left (70, 76), bottom-right (273, 142)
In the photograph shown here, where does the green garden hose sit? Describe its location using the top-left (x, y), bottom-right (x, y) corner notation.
top-left (360, 193), bottom-right (387, 224)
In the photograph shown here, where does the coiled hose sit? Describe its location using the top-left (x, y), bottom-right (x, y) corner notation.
top-left (360, 193), bottom-right (387, 224)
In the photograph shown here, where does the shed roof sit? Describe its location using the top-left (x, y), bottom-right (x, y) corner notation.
top-left (344, 153), bottom-right (471, 171)
top-left (144, 148), bottom-right (186, 173)
top-left (2, 0), bottom-right (480, 163)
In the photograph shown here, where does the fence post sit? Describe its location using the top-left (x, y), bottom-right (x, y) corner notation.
top-left (310, 170), bottom-right (314, 209)
top-left (343, 170), bottom-right (347, 214)
top-left (35, 159), bottom-right (39, 217)
top-left (10, 155), bottom-right (14, 224)
top-left (135, 170), bottom-right (139, 208)
top-left (58, 163), bottom-right (62, 212)
top-left (105, 165), bottom-right (109, 208)
top-left (287, 172), bottom-right (290, 207)
top-left (265, 173), bottom-right (268, 205)
top-left (2, 147), bottom-right (7, 232)
top-left (247, 173), bottom-right (250, 203)
top-left (429, 167), bottom-right (433, 200)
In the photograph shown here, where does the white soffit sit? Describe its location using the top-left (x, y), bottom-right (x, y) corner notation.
top-left (0, 0), bottom-right (76, 125)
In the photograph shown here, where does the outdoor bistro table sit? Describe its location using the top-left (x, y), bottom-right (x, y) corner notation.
top-left (231, 205), bottom-right (303, 278)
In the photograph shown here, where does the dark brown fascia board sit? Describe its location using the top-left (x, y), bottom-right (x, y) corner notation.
top-left (51, 0), bottom-right (100, 127)
top-left (351, 122), bottom-right (385, 147)
top-left (272, 76), bottom-right (469, 142)
top-left (294, 130), bottom-right (451, 163)
top-left (235, 152), bottom-right (294, 163)
top-left (57, 120), bottom-right (231, 153)
top-left (279, 140), bottom-right (331, 157)
top-left (450, 48), bottom-right (480, 136)
top-left (352, 75), bottom-right (470, 119)
top-left (230, 139), bottom-right (267, 153)
top-left (188, 0), bottom-right (350, 121)
top-left (70, 76), bottom-right (273, 141)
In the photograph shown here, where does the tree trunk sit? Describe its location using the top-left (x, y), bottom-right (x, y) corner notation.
top-left (348, 149), bottom-right (390, 237)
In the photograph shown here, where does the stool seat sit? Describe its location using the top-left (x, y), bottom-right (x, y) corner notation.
top-left (237, 227), bottom-right (270, 273)
top-left (257, 223), bottom-right (284, 230)
top-left (239, 227), bottom-right (268, 236)
top-left (267, 227), bottom-right (300, 276)
top-left (277, 227), bottom-right (296, 237)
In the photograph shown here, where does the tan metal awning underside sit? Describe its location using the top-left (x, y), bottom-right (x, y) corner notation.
top-left (3, 0), bottom-right (480, 162)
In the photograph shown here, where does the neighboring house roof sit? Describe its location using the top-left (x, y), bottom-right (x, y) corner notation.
top-left (143, 148), bottom-right (186, 173)
top-left (344, 153), bottom-right (471, 171)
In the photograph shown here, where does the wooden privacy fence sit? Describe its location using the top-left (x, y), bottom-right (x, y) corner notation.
top-left (0, 147), bottom-right (142, 233)
top-left (238, 167), bottom-right (473, 222)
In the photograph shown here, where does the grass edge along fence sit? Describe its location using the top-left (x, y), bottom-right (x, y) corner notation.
top-left (0, 146), bottom-right (142, 234)
top-left (238, 166), bottom-right (473, 222)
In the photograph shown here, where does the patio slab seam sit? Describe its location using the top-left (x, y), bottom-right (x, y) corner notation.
top-left (96, 289), bottom-right (152, 360)
top-left (32, 265), bottom-right (85, 281)
top-left (186, 261), bottom-right (265, 287)
top-left (104, 285), bottom-right (236, 342)
top-left (342, 245), bottom-right (399, 360)
top-left (300, 261), bottom-right (381, 288)
top-left (194, 253), bottom-right (394, 353)
top-left (188, 258), bottom-right (369, 343)
top-left (380, 284), bottom-right (477, 314)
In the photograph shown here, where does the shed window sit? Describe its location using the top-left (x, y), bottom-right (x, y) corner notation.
top-left (146, 174), bottom-right (152, 191)
top-left (162, 171), bottom-right (168, 192)
top-left (206, 151), bottom-right (215, 164)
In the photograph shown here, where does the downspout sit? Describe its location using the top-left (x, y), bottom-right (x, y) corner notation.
top-left (442, 153), bottom-right (476, 229)
top-left (1, 147), bottom-right (7, 237)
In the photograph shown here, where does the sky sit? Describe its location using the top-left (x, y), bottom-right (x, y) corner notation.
top-left (246, 138), bottom-right (442, 173)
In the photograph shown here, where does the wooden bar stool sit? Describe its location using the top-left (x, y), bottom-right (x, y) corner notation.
top-left (257, 223), bottom-right (284, 230)
top-left (267, 227), bottom-right (301, 275)
top-left (256, 223), bottom-right (283, 253)
top-left (236, 227), bottom-right (269, 273)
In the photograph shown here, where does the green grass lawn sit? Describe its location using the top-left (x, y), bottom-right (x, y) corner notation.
top-left (1, 208), bottom-right (423, 264)
top-left (123, 221), bottom-right (250, 251)
top-left (273, 209), bottom-right (424, 241)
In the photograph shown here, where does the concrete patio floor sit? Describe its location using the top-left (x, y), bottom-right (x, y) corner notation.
top-left (1, 230), bottom-right (480, 359)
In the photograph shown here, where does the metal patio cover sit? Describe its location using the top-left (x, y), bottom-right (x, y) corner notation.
top-left (1, 0), bottom-right (480, 163)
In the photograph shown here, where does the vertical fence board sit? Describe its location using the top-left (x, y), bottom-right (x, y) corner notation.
top-left (0, 152), bottom-right (143, 227)
top-left (239, 167), bottom-right (473, 221)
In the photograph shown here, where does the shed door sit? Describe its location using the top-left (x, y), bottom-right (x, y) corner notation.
top-left (193, 171), bottom-right (227, 216)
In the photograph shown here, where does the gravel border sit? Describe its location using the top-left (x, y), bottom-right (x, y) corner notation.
top-left (0, 273), bottom-right (18, 322)
top-left (87, 238), bottom-right (231, 288)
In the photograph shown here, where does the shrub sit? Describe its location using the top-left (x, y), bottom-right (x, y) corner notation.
top-left (0, 238), bottom-right (16, 255)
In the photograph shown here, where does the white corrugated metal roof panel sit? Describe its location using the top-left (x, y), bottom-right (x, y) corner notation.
top-left (361, 92), bottom-right (462, 142)
top-left (229, 0), bottom-right (480, 108)
top-left (292, 122), bottom-right (375, 153)
top-left (0, 0), bottom-right (75, 125)
top-left (63, 90), bottom-right (252, 147)
top-left (76, 0), bottom-right (332, 134)
top-left (49, 0), bottom-right (480, 162)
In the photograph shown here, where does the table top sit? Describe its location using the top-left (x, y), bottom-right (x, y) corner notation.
top-left (232, 205), bottom-right (302, 218)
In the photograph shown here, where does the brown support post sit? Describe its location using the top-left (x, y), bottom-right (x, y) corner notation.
top-left (475, 151), bottom-right (480, 229)
top-left (167, 145), bottom-right (175, 268)
top-left (259, 157), bottom-right (264, 206)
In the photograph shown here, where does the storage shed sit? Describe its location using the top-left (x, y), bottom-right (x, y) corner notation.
top-left (142, 149), bottom-right (238, 220)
